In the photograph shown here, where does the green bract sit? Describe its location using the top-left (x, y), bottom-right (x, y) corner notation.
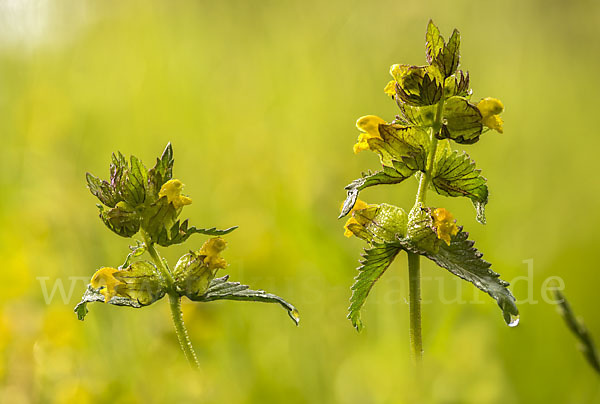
top-left (76, 144), bottom-right (299, 368)
top-left (341, 20), bottom-right (515, 341)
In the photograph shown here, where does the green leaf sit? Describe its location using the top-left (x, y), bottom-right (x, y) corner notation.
top-left (191, 275), bottom-right (300, 326)
top-left (74, 285), bottom-right (143, 321)
top-left (433, 29), bottom-right (460, 79)
top-left (348, 242), bottom-right (402, 331)
top-left (339, 167), bottom-right (413, 218)
top-left (154, 219), bottom-right (238, 247)
top-left (141, 197), bottom-right (179, 242)
top-left (425, 20), bottom-right (444, 64)
top-left (444, 70), bottom-right (471, 98)
top-left (399, 227), bottom-right (518, 326)
top-left (553, 289), bottom-right (600, 375)
top-left (432, 149), bottom-right (489, 224)
top-left (396, 103), bottom-right (437, 128)
top-left (394, 66), bottom-right (443, 107)
top-left (439, 96), bottom-right (483, 144)
top-left (98, 203), bottom-right (141, 238)
top-left (369, 124), bottom-right (429, 169)
top-left (118, 155), bottom-right (147, 207)
top-left (148, 143), bottom-right (174, 200)
top-left (86, 172), bottom-right (121, 208)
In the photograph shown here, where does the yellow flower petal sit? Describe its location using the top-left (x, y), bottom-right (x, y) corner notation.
top-left (384, 80), bottom-right (397, 96)
top-left (341, 199), bottom-right (372, 238)
top-left (199, 237), bottom-right (228, 270)
top-left (482, 114), bottom-right (503, 134)
top-left (159, 179), bottom-right (193, 209)
top-left (344, 217), bottom-right (360, 237)
top-left (477, 98), bottom-right (504, 116)
top-left (354, 116), bottom-right (386, 154)
top-left (431, 208), bottom-right (459, 246)
top-left (90, 267), bottom-right (123, 302)
top-left (477, 97), bottom-right (504, 133)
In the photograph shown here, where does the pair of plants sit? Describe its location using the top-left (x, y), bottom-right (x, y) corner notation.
top-left (75, 20), bottom-right (516, 367)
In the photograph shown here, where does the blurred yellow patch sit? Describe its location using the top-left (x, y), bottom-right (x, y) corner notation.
top-left (90, 267), bottom-right (122, 301)
top-left (343, 199), bottom-right (370, 237)
top-left (354, 115), bottom-right (386, 154)
top-left (159, 179), bottom-right (193, 208)
top-left (200, 237), bottom-right (228, 270)
top-left (431, 208), bottom-right (459, 246)
top-left (477, 97), bottom-right (504, 133)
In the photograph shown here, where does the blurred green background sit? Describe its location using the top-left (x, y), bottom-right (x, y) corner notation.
top-left (1, 0), bottom-right (599, 403)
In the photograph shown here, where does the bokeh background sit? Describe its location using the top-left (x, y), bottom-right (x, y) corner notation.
top-left (1, 0), bottom-right (599, 403)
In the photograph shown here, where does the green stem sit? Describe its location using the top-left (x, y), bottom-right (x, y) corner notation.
top-left (408, 94), bottom-right (445, 362)
top-left (169, 294), bottom-right (200, 369)
top-left (141, 230), bottom-right (200, 369)
top-left (407, 252), bottom-right (422, 362)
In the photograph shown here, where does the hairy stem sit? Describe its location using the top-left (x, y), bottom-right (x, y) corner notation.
top-left (407, 252), bottom-right (422, 361)
top-left (408, 94), bottom-right (445, 361)
top-left (169, 294), bottom-right (200, 369)
top-left (141, 230), bottom-right (200, 369)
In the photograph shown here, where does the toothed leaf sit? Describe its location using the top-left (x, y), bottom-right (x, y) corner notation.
top-left (192, 275), bottom-right (299, 325)
top-left (432, 149), bottom-right (489, 224)
top-left (438, 96), bottom-right (483, 144)
top-left (348, 242), bottom-right (402, 331)
top-left (399, 227), bottom-right (518, 325)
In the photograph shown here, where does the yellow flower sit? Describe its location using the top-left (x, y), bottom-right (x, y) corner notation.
top-left (384, 80), bottom-right (396, 97)
top-left (477, 97), bottom-right (504, 133)
top-left (353, 115), bottom-right (386, 154)
top-left (90, 267), bottom-right (123, 301)
top-left (431, 208), bottom-right (459, 246)
top-left (199, 237), bottom-right (228, 270)
top-left (159, 179), bottom-right (193, 208)
top-left (343, 199), bottom-right (370, 237)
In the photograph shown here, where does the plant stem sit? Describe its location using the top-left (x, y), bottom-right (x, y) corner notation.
top-left (141, 230), bottom-right (200, 369)
top-left (408, 94), bottom-right (445, 361)
top-left (407, 252), bottom-right (422, 362)
top-left (169, 294), bottom-right (200, 369)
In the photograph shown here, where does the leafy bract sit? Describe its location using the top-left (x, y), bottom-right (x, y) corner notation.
top-left (432, 28), bottom-right (460, 79)
top-left (425, 20), bottom-right (444, 64)
top-left (393, 65), bottom-right (442, 107)
top-left (439, 96), bottom-right (483, 144)
top-left (339, 168), bottom-right (414, 218)
top-left (98, 203), bottom-right (141, 238)
top-left (432, 149), bottom-right (488, 224)
top-left (155, 219), bottom-right (238, 247)
top-left (75, 285), bottom-right (143, 320)
top-left (399, 227), bottom-right (518, 325)
top-left (74, 261), bottom-right (167, 321)
top-left (147, 143), bottom-right (174, 201)
top-left (345, 203), bottom-right (408, 243)
top-left (554, 289), bottom-right (600, 374)
top-left (348, 242), bottom-right (402, 331)
top-left (191, 275), bottom-right (299, 326)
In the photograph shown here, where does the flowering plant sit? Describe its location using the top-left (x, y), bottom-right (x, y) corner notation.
top-left (75, 143), bottom-right (298, 368)
top-left (339, 21), bottom-right (518, 359)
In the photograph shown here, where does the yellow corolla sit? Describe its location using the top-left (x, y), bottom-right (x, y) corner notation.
top-left (91, 267), bottom-right (123, 301)
top-left (199, 237), bottom-right (228, 270)
top-left (353, 115), bottom-right (386, 154)
top-left (384, 80), bottom-right (397, 97)
top-left (431, 208), bottom-right (459, 246)
top-left (343, 199), bottom-right (370, 237)
top-left (159, 179), bottom-right (192, 208)
top-left (477, 97), bottom-right (504, 133)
